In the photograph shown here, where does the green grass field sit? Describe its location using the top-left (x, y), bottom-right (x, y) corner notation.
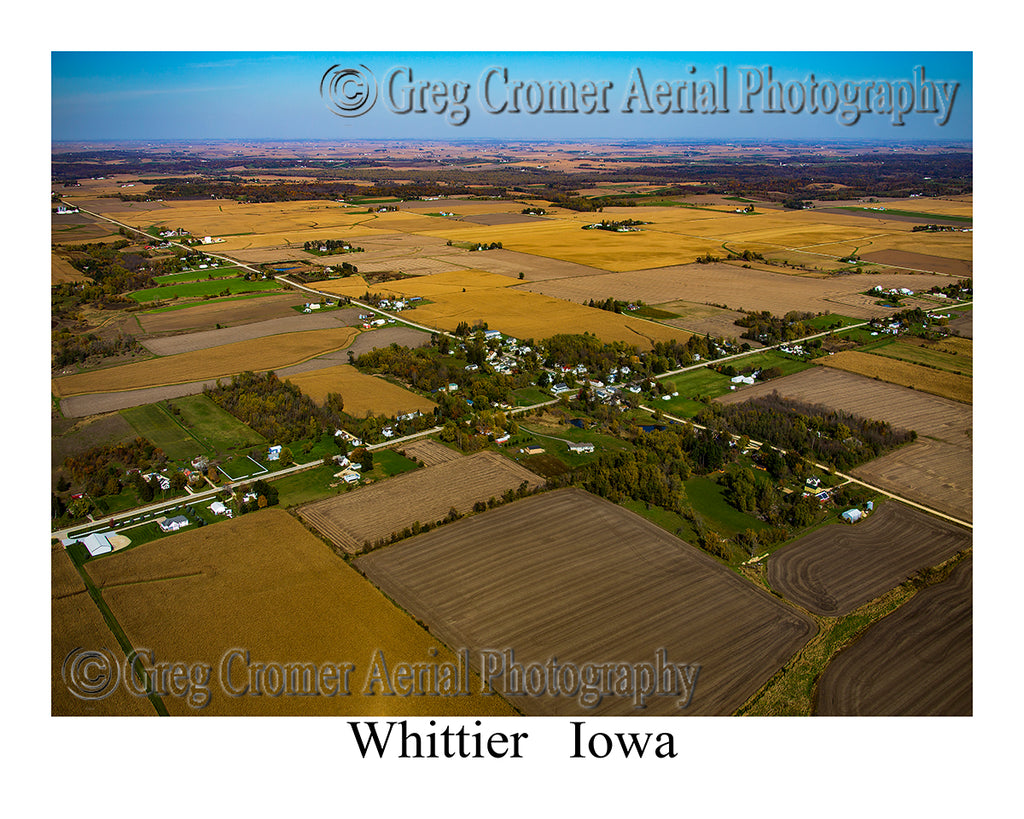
top-left (218, 455), bottom-right (269, 481)
top-left (139, 292), bottom-right (284, 314)
top-left (684, 476), bottom-right (771, 535)
top-left (121, 403), bottom-right (206, 461)
top-left (128, 279), bottom-right (282, 303)
top-left (170, 394), bottom-right (266, 452)
top-left (153, 266), bottom-right (244, 284)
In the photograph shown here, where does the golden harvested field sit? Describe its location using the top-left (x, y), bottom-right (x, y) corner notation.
top-left (519, 262), bottom-right (952, 319)
top-left (298, 451), bottom-right (543, 553)
top-left (419, 217), bottom-right (723, 272)
top-left (52, 327), bottom-right (358, 397)
top-left (51, 545), bottom-right (154, 716)
top-left (286, 364), bottom-right (436, 417)
top-left (319, 268), bottom-right (693, 348)
top-left (818, 350), bottom-right (972, 404)
top-left (84, 510), bottom-right (516, 716)
top-left (51, 253), bottom-right (90, 284)
top-left (356, 489), bottom-right (816, 716)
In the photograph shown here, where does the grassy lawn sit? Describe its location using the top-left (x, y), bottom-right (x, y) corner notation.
top-left (371, 448), bottom-right (421, 477)
top-left (727, 349), bottom-right (814, 377)
top-left (121, 402), bottom-right (206, 462)
top-left (684, 476), bottom-right (771, 535)
top-left (802, 313), bottom-right (862, 331)
top-left (218, 455), bottom-right (269, 481)
top-left (511, 386), bottom-right (553, 406)
top-left (170, 394), bottom-right (266, 452)
top-left (620, 499), bottom-right (699, 545)
top-left (271, 464), bottom-right (342, 507)
top-left (153, 266), bottom-right (244, 283)
top-left (654, 368), bottom-right (734, 416)
top-left (128, 279), bottom-right (282, 303)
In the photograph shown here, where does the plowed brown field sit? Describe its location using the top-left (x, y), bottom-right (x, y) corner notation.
top-left (815, 556), bottom-right (971, 715)
top-left (356, 488), bottom-right (815, 716)
top-left (298, 451), bottom-right (543, 553)
top-left (767, 502), bottom-right (971, 616)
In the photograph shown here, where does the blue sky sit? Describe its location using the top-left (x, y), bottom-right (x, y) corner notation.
top-left (52, 51), bottom-right (972, 141)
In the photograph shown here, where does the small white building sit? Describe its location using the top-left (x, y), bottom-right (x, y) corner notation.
top-left (267, 445), bottom-right (282, 461)
top-left (841, 508), bottom-right (863, 524)
top-left (159, 515), bottom-right (189, 532)
top-left (78, 532), bottom-right (113, 556)
top-left (568, 442), bottom-right (595, 454)
top-left (209, 501), bottom-right (227, 516)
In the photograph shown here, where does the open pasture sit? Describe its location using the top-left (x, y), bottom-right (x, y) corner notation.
top-left (297, 451), bottom-right (542, 553)
top-left (768, 502), bottom-right (971, 616)
top-left (815, 555), bottom-right (971, 715)
top-left (286, 364), bottom-right (437, 417)
top-left (355, 488), bottom-right (815, 716)
top-left (83, 510), bottom-right (515, 716)
top-left (52, 327), bottom-right (359, 397)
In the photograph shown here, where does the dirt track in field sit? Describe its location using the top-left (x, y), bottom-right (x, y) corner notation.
top-left (767, 502), bottom-right (971, 616)
top-left (356, 488), bottom-right (816, 716)
top-left (815, 555), bottom-right (971, 715)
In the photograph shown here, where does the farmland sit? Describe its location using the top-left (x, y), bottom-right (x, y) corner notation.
top-left (767, 502), bottom-right (971, 616)
top-left (51, 327), bottom-right (359, 397)
top-left (51, 138), bottom-right (974, 724)
top-left (285, 364), bottom-right (437, 417)
top-left (815, 555), bottom-right (972, 716)
top-left (355, 488), bottom-right (816, 716)
top-left (817, 350), bottom-right (972, 403)
top-left (297, 451), bottom-right (543, 553)
top-left (716, 367), bottom-right (972, 522)
top-left (81, 510), bottom-right (516, 716)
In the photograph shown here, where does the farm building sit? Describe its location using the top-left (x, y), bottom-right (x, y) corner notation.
top-left (209, 501), bottom-right (228, 516)
top-left (267, 445), bottom-right (282, 461)
top-left (77, 532), bottom-right (113, 557)
top-left (841, 508), bottom-right (863, 523)
top-left (569, 442), bottom-right (595, 453)
top-left (522, 445), bottom-right (545, 455)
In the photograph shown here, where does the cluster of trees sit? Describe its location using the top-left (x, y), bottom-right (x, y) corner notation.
top-left (911, 224), bottom-right (965, 232)
top-left (581, 218), bottom-right (646, 231)
top-left (204, 371), bottom-right (346, 445)
top-left (62, 438), bottom-right (163, 486)
top-left (302, 239), bottom-right (364, 254)
top-left (521, 207), bottom-right (546, 215)
top-left (51, 241), bottom-right (178, 314)
top-left (722, 465), bottom-right (823, 530)
top-left (236, 479), bottom-right (279, 514)
top-left (726, 248), bottom-right (764, 262)
top-left (694, 253), bottom-right (721, 264)
top-left (696, 393), bottom-right (915, 471)
top-left (928, 279), bottom-right (972, 299)
top-left (734, 310), bottom-right (821, 344)
top-left (52, 330), bottom-right (139, 368)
